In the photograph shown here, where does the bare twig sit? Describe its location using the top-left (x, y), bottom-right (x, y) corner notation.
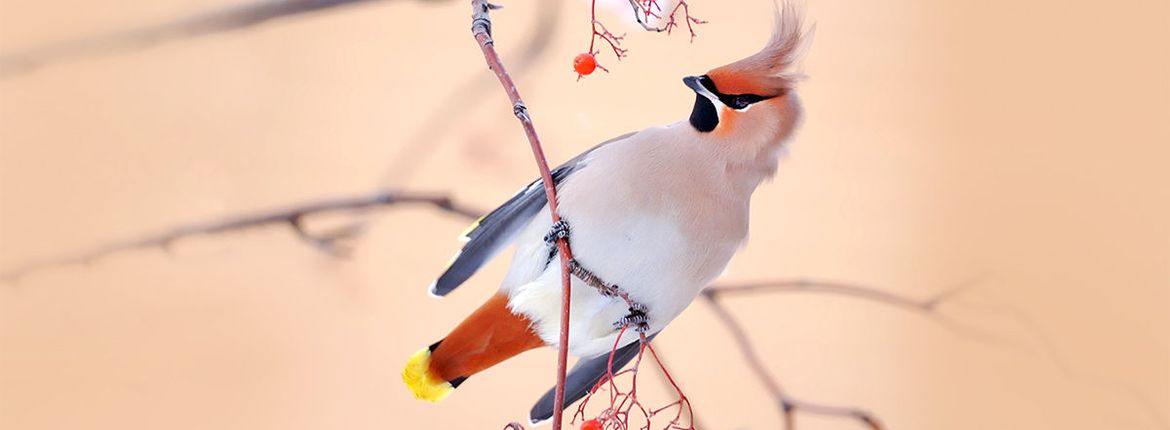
top-left (697, 277), bottom-right (1021, 429)
top-left (0, 0), bottom-right (406, 79)
top-left (571, 327), bottom-right (695, 430)
top-left (623, 1), bottom-right (707, 39)
top-left (704, 277), bottom-right (1041, 354)
top-left (646, 349), bottom-right (705, 430)
top-left (575, 0), bottom-right (704, 77)
top-left (588, 0), bottom-right (629, 63)
top-left (468, 2), bottom-right (574, 428)
top-left (626, 0), bottom-right (665, 32)
top-left (701, 276), bottom-right (1166, 429)
top-left (0, 190), bottom-right (482, 283)
top-left (701, 287), bottom-right (883, 430)
top-left (950, 293), bottom-right (1170, 430)
top-left (699, 279), bottom-right (992, 429)
top-left (704, 278), bottom-right (972, 313)
top-left (640, 333), bottom-right (696, 429)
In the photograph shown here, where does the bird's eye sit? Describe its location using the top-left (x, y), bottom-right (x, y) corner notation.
top-left (716, 93), bottom-right (769, 110)
top-left (729, 94), bottom-right (766, 110)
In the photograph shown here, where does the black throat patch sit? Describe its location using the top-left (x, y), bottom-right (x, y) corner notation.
top-left (689, 93), bottom-right (718, 132)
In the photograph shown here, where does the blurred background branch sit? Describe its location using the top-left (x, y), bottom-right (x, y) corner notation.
top-left (699, 281), bottom-right (970, 430)
top-left (0, 0), bottom-right (454, 79)
top-left (0, 185), bottom-right (1161, 428)
top-left (0, 186), bottom-right (1011, 430)
top-left (0, 190), bottom-right (482, 282)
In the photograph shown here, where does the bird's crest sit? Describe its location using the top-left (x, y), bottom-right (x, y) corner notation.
top-left (706, 2), bottom-right (810, 97)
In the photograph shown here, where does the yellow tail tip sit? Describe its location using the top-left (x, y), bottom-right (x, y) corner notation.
top-left (402, 348), bottom-right (454, 403)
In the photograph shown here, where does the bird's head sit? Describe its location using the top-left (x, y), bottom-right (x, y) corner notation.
top-left (684, 3), bottom-right (809, 156)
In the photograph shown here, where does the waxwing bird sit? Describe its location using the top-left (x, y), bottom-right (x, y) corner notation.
top-left (403, 4), bottom-right (810, 423)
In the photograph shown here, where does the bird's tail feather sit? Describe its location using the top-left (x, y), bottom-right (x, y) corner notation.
top-left (403, 292), bottom-right (544, 402)
top-left (528, 333), bottom-right (657, 425)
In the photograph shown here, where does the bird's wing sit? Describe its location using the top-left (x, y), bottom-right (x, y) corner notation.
top-left (528, 333), bottom-right (658, 425)
top-left (428, 131), bottom-right (637, 297)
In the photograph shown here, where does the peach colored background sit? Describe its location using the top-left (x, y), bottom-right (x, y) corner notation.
top-left (1, 0), bottom-right (1167, 429)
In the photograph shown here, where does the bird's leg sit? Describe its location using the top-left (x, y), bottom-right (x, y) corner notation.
top-left (546, 220), bottom-right (618, 296)
top-left (543, 219), bottom-right (651, 332)
top-left (566, 259), bottom-right (623, 298)
top-left (543, 219), bottom-right (573, 268)
top-left (614, 302), bottom-right (650, 333)
top-left (566, 259), bottom-right (650, 332)
top-left (543, 219), bottom-right (572, 246)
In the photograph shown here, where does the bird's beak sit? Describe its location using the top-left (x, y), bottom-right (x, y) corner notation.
top-left (683, 76), bottom-right (706, 94)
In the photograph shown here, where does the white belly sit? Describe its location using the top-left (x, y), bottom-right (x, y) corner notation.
top-left (500, 138), bottom-right (749, 357)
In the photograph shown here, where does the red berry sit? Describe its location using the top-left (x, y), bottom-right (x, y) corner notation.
top-left (573, 53), bottom-right (597, 75)
top-left (580, 419), bottom-right (603, 430)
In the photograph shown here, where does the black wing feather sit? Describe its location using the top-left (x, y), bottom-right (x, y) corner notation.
top-left (429, 132), bottom-right (637, 297)
top-left (431, 165), bottom-right (574, 296)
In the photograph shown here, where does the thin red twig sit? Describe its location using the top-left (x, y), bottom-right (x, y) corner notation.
top-left (589, 0), bottom-right (628, 62)
top-left (641, 336), bottom-right (694, 429)
top-left (571, 327), bottom-right (696, 430)
top-left (659, 1), bottom-right (705, 40)
top-left (579, 0), bottom-right (705, 78)
top-left (625, 0), bottom-right (707, 39)
top-left (469, 2), bottom-right (574, 429)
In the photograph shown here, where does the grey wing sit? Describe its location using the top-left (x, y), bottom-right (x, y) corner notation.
top-left (428, 131), bottom-right (637, 297)
top-left (528, 333), bottom-right (658, 425)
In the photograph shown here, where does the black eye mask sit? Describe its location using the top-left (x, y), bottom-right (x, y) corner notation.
top-left (697, 75), bottom-right (773, 110)
top-left (688, 75), bottom-right (775, 133)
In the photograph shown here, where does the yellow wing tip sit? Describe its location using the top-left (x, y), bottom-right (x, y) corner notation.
top-left (402, 348), bottom-right (454, 403)
top-left (458, 215), bottom-right (486, 241)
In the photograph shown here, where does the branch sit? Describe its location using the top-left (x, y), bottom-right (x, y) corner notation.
top-left (0, 0), bottom-right (405, 79)
top-left (467, 2), bottom-right (575, 429)
top-left (698, 279), bottom-right (986, 429)
top-left (0, 190), bottom-right (482, 283)
top-left (705, 277), bottom-right (1035, 352)
top-left (700, 277), bottom-right (1170, 429)
top-left (625, 1), bottom-right (706, 39)
top-left (701, 284), bottom-right (889, 430)
top-left (704, 278), bottom-right (971, 313)
top-left (577, 0), bottom-right (705, 76)
top-left (381, 0), bottom-right (563, 186)
top-left (949, 292), bottom-right (1170, 430)
top-left (626, 0), bottom-right (665, 32)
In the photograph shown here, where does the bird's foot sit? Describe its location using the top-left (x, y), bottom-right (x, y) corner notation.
top-left (544, 219), bottom-right (572, 246)
top-left (614, 302), bottom-right (650, 333)
top-left (543, 220), bottom-right (651, 332)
